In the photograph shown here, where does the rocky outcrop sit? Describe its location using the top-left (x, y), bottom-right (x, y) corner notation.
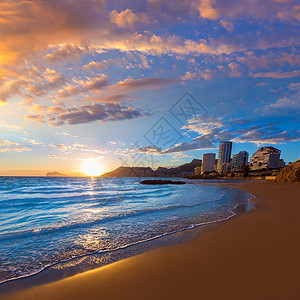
top-left (276, 161), bottom-right (300, 182)
top-left (140, 180), bottom-right (185, 185)
top-left (46, 171), bottom-right (67, 177)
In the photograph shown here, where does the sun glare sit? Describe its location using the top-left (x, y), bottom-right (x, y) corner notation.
top-left (81, 159), bottom-right (104, 177)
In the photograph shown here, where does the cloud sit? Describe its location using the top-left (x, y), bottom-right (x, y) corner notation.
top-left (0, 140), bottom-right (31, 152)
top-left (219, 20), bottom-right (234, 32)
top-left (26, 103), bottom-right (147, 126)
top-left (45, 45), bottom-right (92, 63)
top-left (0, 0), bottom-right (238, 72)
top-left (57, 75), bottom-right (110, 98)
top-left (194, 0), bottom-right (220, 20)
top-left (48, 155), bottom-right (66, 159)
top-left (0, 0), bottom-right (106, 64)
top-left (109, 77), bottom-right (178, 91)
top-left (0, 123), bottom-right (24, 131)
top-left (0, 0), bottom-right (297, 70)
top-left (181, 69), bottom-right (215, 81)
top-left (28, 69), bottom-right (67, 96)
top-left (136, 145), bottom-right (163, 153)
top-left (22, 138), bottom-right (43, 145)
top-left (48, 142), bottom-right (107, 160)
top-left (84, 60), bottom-right (110, 72)
top-left (110, 9), bottom-right (152, 29)
top-left (276, 4), bottom-right (300, 21)
top-left (135, 114), bottom-right (300, 154)
top-left (251, 70), bottom-right (300, 78)
top-left (0, 67), bottom-right (66, 104)
top-left (259, 91), bottom-right (300, 115)
top-left (181, 72), bottom-right (198, 81)
top-left (193, 0), bottom-right (299, 22)
top-left (231, 128), bottom-right (300, 145)
top-left (84, 94), bottom-right (131, 103)
top-left (172, 153), bottom-right (190, 158)
top-left (58, 76), bottom-right (175, 103)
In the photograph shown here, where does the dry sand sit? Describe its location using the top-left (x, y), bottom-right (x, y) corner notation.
top-left (2, 182), bottom-right (300, 300)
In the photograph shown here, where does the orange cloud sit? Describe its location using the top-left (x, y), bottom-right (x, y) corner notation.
top-left (194, 0), bottom-right (220, 20)
top-left (0, 139), bottom-right (31, 152)
top-left (110, 9), bottom-right (152, 29)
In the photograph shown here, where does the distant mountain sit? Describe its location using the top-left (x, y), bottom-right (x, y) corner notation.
top-left (46, 171), bottom-right (67, 177)
top-left (168, 159), bottom-right (202, 175)
top-left (102, 167), bottom-right (155, 177)
top-left (102, 159), bottom-right (202, 177)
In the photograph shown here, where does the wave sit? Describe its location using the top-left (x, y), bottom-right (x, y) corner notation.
top-left (0, 200), bottom-right (250, 286)
top-left (0, 196), bottom-right (229, 241)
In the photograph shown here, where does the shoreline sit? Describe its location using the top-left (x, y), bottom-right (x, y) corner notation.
top-left (2, 182), bottom-right (300, 300)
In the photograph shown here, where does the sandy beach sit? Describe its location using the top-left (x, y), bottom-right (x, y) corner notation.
top-left (2, 181), bottom-right (300, 300)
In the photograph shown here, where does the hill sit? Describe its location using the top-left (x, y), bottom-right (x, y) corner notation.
top-left (102, 159), bottom-right (202, 177)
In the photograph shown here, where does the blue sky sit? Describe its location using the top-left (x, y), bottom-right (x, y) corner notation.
top-left (0, 0), bottom-right (299, 175)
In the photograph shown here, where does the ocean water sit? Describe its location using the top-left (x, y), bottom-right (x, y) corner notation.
top-left (0, 177), bottom-right (252, 284)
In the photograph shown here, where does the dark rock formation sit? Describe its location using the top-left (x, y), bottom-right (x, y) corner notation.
top-left (140, 180), bottom-right (185, 185)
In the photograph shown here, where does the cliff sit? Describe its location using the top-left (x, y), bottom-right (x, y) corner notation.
top-left (276, 161), bottom-right (300, 182)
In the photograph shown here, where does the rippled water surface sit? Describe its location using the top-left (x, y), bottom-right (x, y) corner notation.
top-left (0, 177), bottom-right (252, 283)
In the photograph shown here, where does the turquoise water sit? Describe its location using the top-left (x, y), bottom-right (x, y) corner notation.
top-left (0, 177), bottom-right (252, 284)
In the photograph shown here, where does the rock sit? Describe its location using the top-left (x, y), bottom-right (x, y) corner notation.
top-left (276, 161), bottom-right (300, 182)
top-left (46, 171), bottom-right (67, 177)
top-left (140, 180), bottom-right (185, 185)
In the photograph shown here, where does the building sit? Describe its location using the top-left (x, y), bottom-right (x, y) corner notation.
top-left (194, 166), bottom-right (202, 176)
top-left (250, 146), bottom-right (281, 170)
top-left (214, 159), bottom-right (218, 171)
top-left (232, 151), bottom-right (249, 171)
top-left (221, 162), bottom-right (232, 174)
top-left (217, 141), bottom-right (232, 173)
top-left (278, 159), bottom-right (286, 168)
top-left (201, 153), bottom-right (216, 173)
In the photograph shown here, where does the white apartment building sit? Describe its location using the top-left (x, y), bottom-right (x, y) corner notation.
top-left (250, 147), bottom-right (281, 170)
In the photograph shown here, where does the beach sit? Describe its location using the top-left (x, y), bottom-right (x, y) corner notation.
top-left (2, 181), bottom-right (300, 300)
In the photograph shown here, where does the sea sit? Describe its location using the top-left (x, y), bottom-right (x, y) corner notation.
top-left (0, 176), bottom-right (253, 287)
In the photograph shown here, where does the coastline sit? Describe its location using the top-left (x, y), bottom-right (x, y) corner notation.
top-left (2, 182), bottom-right (300, 300)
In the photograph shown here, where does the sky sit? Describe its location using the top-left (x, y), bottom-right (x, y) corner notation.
top-left (0, 0), bottom-right (299, 176)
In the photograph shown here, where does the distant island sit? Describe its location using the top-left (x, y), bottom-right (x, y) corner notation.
top-left (46, 171), bottom-right (68, 177)
top-left (102, 159), bottom-right (201, 178)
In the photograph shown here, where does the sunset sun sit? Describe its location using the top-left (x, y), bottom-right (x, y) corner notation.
top-left (81, 159), bottom-right (104, 177)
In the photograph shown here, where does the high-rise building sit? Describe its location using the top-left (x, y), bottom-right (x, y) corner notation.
top-left (250, 146), bottom-right (281, 170)
top-left (232, 151), bottom-right (249, 171)
top-left (217, 141), bottom-right (232, 172)
top-left (201, 153), bottom-right (216, 173)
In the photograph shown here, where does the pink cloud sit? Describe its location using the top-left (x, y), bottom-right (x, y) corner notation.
top-left (251, 70), bottom-right (300, 78)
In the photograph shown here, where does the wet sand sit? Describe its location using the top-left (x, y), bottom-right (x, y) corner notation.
top-left (2, 182), bottom-right (300, 300)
